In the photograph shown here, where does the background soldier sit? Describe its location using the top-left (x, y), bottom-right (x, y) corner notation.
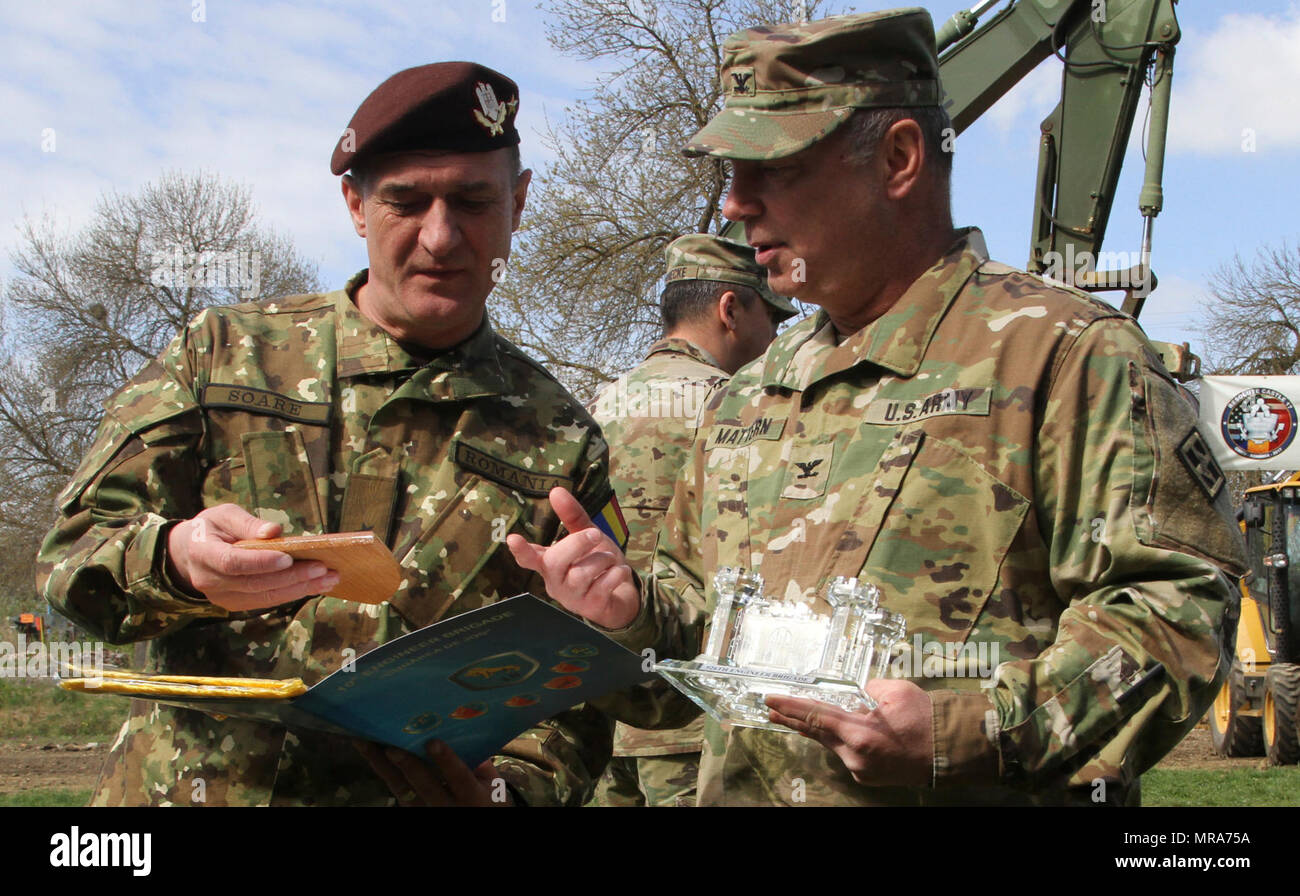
top-left (589, 234), bottom-right (794, 806)
top-left (37, 62), bottom-right (618, 806)
top-left (512, 9), bottom-right (1249, 805)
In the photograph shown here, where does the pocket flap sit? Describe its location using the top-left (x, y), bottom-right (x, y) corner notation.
top-left (242, 428), bottom-right (325, 535)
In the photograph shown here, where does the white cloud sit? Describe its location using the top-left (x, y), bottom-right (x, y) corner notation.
top-left (1168, 7), bottom-right (1300, 155)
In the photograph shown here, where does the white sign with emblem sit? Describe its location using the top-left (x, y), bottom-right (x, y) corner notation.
top-left (1200, 375), bottom-right (1300, 471)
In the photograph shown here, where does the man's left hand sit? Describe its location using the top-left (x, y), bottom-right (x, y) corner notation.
top-left (357, 739), bottom-right (513, 806)
top-left (765, 679), bottom-right (934, 788)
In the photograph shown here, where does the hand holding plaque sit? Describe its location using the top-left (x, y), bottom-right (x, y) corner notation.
top-left (654, 569), bottom-right (906, 732)
top-left (234, 531), bottom-right (402, 605)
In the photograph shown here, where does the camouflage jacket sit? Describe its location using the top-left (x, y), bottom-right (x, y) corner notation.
top-left (612, 230), bottom-right (1247, 805)
top-left (591, 337), bottom-right (726, 757)
top-left (36, 271), bottom-right (615, 806)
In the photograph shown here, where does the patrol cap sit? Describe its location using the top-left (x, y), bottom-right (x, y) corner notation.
top-left (684, 8), bottom-right (940, 161)
top-left (665, 234), bottom-right (797, 321)
top-left (330, 62), bottom-right (521, 175)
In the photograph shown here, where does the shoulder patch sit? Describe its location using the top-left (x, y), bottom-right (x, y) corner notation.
top-left (1177, 428), bottom-right (1225, 501)
top-left (453, 441), bottom-right (573, 497)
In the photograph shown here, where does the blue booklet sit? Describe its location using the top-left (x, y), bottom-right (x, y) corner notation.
top-left (65, 595), bottom-right (652, 766)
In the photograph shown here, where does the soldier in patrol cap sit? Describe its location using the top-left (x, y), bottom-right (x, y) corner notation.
top-left (512, 9), bottom-right (1248, 805)
top-left (589, 234), bottom-right (793, 806)
top-left (38, 61), bottom-right (621, 806)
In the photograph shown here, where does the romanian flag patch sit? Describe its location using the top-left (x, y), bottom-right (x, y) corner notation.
top-left (590, 494), bottom-right (629, 550)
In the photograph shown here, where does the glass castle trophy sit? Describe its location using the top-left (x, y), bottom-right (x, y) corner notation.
top-left (654, 568), bottom-right (907, 732)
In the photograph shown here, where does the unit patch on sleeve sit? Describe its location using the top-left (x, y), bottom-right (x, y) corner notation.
top-left (1177, 428), bottom-right (1226, 501)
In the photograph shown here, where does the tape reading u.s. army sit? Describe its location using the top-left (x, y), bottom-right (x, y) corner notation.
top-left (705, 416), bottom-right (786, 449)
top-left (453, 441), bottom-right (572, 497)
top-left (202, 384), bottom-right (331, 425)
top-left (864, 388), bottom-right (990, 425)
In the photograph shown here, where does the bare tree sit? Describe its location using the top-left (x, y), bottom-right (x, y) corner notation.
top-left (0, 171), bottom-right (320, 617)
top-left (1200, 241), bottom-right (1300, 376)
top-left (494, 0), bottom-right (843, 399)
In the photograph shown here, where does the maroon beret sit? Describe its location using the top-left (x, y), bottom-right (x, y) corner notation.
top-left (330, 62), bottom-right (521, 175)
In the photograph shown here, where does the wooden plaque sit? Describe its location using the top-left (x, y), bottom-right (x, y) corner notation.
top-left (233, 531), bottom-right (402, 605)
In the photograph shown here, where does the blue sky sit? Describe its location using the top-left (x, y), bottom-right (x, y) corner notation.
top-left (3, 0), bottom-right (1298, 351)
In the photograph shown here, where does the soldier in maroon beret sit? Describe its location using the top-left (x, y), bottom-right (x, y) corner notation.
top-left (333, 61), bottom-right (531, 351)
top-left (41, 61), bottom-right (622, 807)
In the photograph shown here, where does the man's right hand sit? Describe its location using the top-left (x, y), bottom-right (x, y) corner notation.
top-left (507, 487), bottom-right (641, 630)
top-left (165, 504), bottom-right (338, 612)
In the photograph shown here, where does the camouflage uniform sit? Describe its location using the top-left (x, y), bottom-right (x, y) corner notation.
top-left (588, 337), bottom-right (726, 807)
top-left (36, 271), bottom-right (615, 806)
top-left (613, 229), bottom-right (1248, 805)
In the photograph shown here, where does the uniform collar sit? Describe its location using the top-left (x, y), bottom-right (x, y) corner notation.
top-left (334, 269), bottom-right (508, 399)
top-left (645, 336), bottom-right (723, 370)
top-left (762, 228), bottom-right (988, 391)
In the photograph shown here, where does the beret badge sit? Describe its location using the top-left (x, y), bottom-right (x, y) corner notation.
top-left (473, 82), bottom-right (518, 137)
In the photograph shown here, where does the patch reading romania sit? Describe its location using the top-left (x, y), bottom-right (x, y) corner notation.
top-left (1220, 388), bottom-right (1298, 459)
top-left (452, 441), bottom-right (572, 497)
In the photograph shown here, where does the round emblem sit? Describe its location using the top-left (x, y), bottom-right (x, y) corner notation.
top-left (402, 711), bottom-right (441, 734)
top-left (1221, 388), bottom-right (1298, 459)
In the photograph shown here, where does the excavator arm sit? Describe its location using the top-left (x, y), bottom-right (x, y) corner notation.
top-left (937, 0), bottom-right (1180, 320)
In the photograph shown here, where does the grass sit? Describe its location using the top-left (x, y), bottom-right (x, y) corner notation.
top-left (0, 677), bottom-right (124, 740)
top-left (0, 789), bottom-right (91, 807)
top-left (1142, 767), bottom-right (1300, 806)
top-left (0, 676), bottom-right (119, 807)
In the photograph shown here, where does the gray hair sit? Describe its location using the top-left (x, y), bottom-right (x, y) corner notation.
top-left (842, 105), bottom-right (954, 189)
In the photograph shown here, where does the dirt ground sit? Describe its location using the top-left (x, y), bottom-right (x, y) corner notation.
top-left (0, 736), bottom-right (107, 797)
top-left (0, 719), bottom-right (1268, 799)
top-left (1155, 720), bottom-right (1268, 771)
